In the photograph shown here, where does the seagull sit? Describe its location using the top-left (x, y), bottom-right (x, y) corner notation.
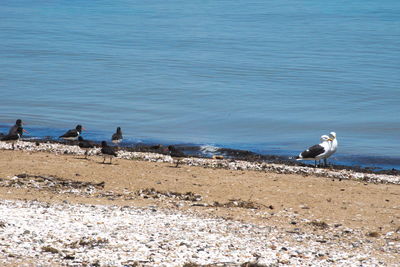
top-left (111, 127), bottom-right (123, 144)
top-left (296, 135), bottom-right (332, 167)
top-left (78, 136), bottom-right (95, 159)
top-left (60, 125), bottom-right (85, 142)
top-left (1, 126), bottom-right (24, 149)
top-left (8, 119), bottom-right (29, 135)
top-left (324, 132), bottom-right (338, 165)
top-left (101, 141), bottom-right (117, 164)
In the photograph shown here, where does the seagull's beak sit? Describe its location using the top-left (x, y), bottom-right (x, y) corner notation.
top-left (328, 138), bottom-right (333, 141)
top-left (82, 127), bottom-right (87, 131)
top-left (23, 129), bottom-right (29, 134)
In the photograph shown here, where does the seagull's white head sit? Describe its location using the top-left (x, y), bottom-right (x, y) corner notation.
top-left (329, 132), bottom-right (337, 139)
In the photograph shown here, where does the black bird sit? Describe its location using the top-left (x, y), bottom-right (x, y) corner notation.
top-left (111, 127), bottom-right (123, 144)
top-left (167, 145), bottom-right (185, 167)
top-left (101, 141), bottom-right (117, 164)
top-left (8, 119), bottom-right (29, 135)
top-left (60, 125), bottom-right (85, 142)
top-left (1, 126), bottom-right (24, 149)
top-left (78, 136), bottom-right (95, 159)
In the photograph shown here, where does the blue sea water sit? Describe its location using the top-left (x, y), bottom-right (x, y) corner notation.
top-left (1, 0), bottom-right (400, 169)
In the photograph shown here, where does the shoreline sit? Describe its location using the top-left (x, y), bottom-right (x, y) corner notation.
top-left (2, 125), bottom-right (400, 172)
top-left (1, 140), bottom-right (400, 184)
top-left (1, 143), bottom-right (400, 266)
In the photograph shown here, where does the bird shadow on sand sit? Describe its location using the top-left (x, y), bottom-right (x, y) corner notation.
top-left (167, 165), bottom-right (181, 169)
top-left (97, 161), bottom-right (119, 165)
top-left (74, 157), bottom-right (91, 160)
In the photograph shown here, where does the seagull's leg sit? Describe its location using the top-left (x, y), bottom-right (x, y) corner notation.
top-left (324, 158), bottom-right (327, 167)
top-left (103, 157), bottom-right (105, 164)
top-left (314, 160), bottom-right (317, 167)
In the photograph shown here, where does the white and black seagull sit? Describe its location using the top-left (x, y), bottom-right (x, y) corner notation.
top-left (296, 135), bottom-right (332, 167)
top-left (59, 125), bottom-right (85, 142)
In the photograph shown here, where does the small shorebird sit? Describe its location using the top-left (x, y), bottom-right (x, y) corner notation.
top-left (101, 141), bottom-right (117, 164)
top-left (60, 125), bottom-right (85, 143)
top-left (111, 127), bottom-right (123, 144)
top-left (8, 119), bottom-right (29, 136)
top-left (78, 136), bottom-right (95, 159)
top-left (1, 126), bottom-right (24, 149)
top-left (167, 145), bottom-right (185, 167)
top-left (296, 135), bottom-right (332, 167)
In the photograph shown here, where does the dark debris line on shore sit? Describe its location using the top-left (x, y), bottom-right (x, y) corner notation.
top-left (0, 174), bottom-right (269, 210)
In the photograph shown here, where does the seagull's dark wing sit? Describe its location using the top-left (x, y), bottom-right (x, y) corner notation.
top-left (300, 144), bottom-right (325, 159)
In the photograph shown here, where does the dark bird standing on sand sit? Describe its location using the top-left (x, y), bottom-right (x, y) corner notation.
top-left (111, 127), bottom-right (123, 144)
top-left (78, 136), bottom-right (95, 159)
top-left (60, 125), bottom-right (85, 141)
top-left (167, 145), bottom-right (185, 167)
top-left (101, 141), bottom-right (117, 164)
top-left (1, 126), bottom-right (24, 149)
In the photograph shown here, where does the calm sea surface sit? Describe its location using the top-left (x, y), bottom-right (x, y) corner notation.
top-left (1, 0), bottom-right (400, 168)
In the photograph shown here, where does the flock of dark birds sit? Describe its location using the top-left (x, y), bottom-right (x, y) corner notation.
top-left (0, 119), bottom-right (122, 164)
top-left (1, 119), bottom-right (339, 167)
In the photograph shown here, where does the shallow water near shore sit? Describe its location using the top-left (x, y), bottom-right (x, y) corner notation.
top-left (1, 0), bottom-right (399, 170)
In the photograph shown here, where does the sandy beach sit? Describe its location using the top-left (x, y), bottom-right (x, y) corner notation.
top-left (1, 144), bottom-right (399, 266)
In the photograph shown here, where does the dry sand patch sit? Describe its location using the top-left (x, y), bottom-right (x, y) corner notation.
top-left (0, 149), bottom-right (399, 265)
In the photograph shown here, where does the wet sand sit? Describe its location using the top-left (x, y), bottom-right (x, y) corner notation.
top-left (0, 148), bottom-right (399, 266)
